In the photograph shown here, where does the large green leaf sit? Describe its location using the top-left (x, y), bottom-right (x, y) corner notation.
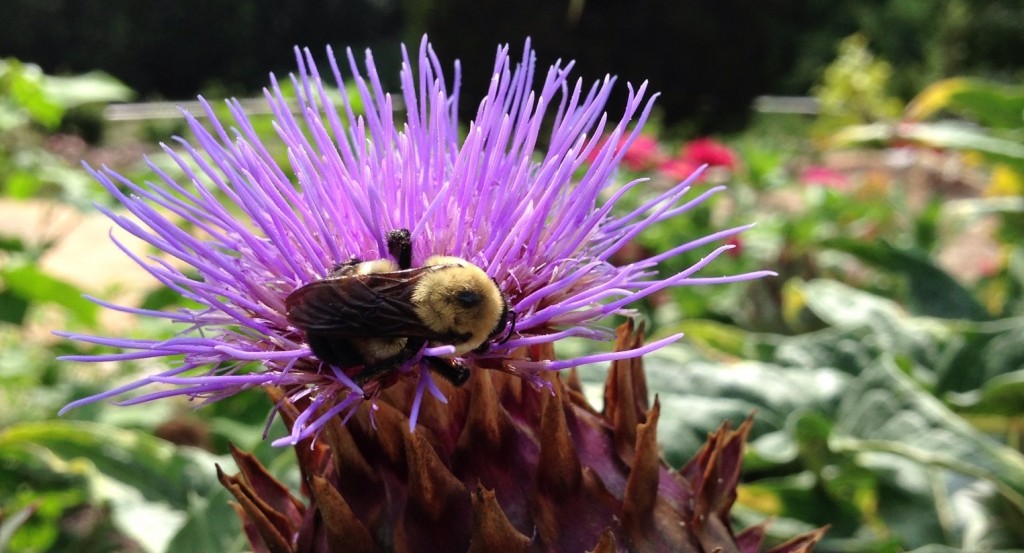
top-left (822, 240), bottom-right (989, 320)
top-left (0, 420), bottom-right (237, 553)
top-left (775, 279), bottom-right (1024, 394)
top-left (165, 487), bottom-right (248, 553)
top-left (668, 318), bottom-right (751, 357)
top-left (834, 358), bottom-right (1024, 546)
top-left (602, 299), bottom-right (1024, 548)
top-left (750, 325), bottom-right (879, 377)
top-left (790, 278), bottom-right (951, 376)
top-left (633, 348), bottom-right (850, 468)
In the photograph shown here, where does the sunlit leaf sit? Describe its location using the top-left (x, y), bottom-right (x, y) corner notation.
top-left (668, 318), bottom-right (750, 357)
top-left (40, 71), bottom-right (134, 109)
top-left (3, 170), bottom-right (45, 200)
top-left (1, 59), bottom-right (64, 129)
top-left (899, 120), bottom-right (1024, 160)
top-left (826, 120), bottom-right (1024, 173)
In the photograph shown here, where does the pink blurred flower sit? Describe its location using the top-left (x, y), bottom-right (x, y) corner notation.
top-left (799, 165), bottom-right (849, 189)
top-left (623, 134), bottom-right (666, 170)
top-left (658, 157), bottom-right (704, 182)
top-left (725, 235), bottom-right (743, 258)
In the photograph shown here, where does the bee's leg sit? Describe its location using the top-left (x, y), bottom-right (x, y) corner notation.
top-left (352, 363), bottom-right (398, 386)
top-left (424, 356), bottom-right (470, 386)
top-left (385, 228), bottom-right (412, 270)
top-left (498, 310), bottom-right (517, 345)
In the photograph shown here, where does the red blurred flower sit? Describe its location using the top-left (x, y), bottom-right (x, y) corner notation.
top-left (623, 134), bottom-right (666, 170)
top-left (588, 133), bottom-right (666, 171)
top-left (682, 137), bottom-right (737, 169)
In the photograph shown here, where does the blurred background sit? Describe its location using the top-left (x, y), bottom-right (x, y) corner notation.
top-left (5, 0), bottom-right (1024, 131)
top-left (2, 1), bottom-right (1024, 552)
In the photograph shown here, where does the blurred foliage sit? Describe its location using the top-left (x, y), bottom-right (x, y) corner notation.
top-left (568, 33), bottom-right (1024, 551)
top-left (812, 34), bottom-right (903, 134)
top-left (0, 59), bottom-right (132, 207)
top-left (2, 26), bottom-right (1024, 553)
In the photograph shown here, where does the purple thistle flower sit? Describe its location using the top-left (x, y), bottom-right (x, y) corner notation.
top-left (59, 38), bottom-right (771, 447)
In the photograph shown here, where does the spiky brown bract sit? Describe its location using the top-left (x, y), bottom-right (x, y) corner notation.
top-left (218, 322), bottom-right (826, 552)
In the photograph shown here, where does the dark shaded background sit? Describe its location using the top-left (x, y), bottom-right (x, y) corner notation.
top-left (3, 0), bottom-right (1023, 133)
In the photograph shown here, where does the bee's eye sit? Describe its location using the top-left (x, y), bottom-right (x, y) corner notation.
top-left (455, 291), bottom-right (481, 307)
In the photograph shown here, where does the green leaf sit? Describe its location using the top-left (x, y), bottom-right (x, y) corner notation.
top-left (0, 420), bottom-right (229, 507)
top-left (862, 453), bottom-right (947, 548)
top-left (140, 285), bottom-right (188, 311)
top-left (899, 120), bottom-right (1024, 162)
top-left (3, 170), bottom-right (44, 200)
top-left (908, 547), bottom-right (1024, 553)
top-left (933, 318), bottom-right (1024, 394)
top-left (948, 369), bottom-right (1024, 416)
top-left (737, 471), bottom-right (870, 541)
top-left (823, 240), bottom-right (989, 320)
top-left (788, 279), bottom-right (951, 380)
top-left (0, 289), bottom-right (29, 325)
top-left (1, 263), bottom-right (98, 325)
top-left (755, 325), bottom-right (879, 376)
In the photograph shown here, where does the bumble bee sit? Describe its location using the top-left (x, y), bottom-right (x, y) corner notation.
top-left (285, 229), bottom-right (511, 386)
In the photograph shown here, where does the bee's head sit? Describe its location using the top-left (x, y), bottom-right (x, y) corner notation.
top-left (413, 257), bottom-right (507, 355)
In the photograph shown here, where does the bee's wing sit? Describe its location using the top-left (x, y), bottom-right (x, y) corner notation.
top-left (285, 268), bottom-right (436, 338)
